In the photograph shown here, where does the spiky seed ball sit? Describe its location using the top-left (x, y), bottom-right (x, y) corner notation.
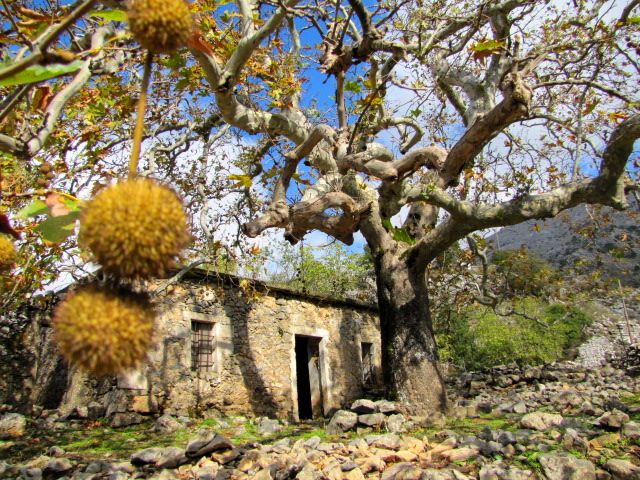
top-left (127, 0), bottom-right (193, 53)
top-left (53, 286), bottom-right (155, 376)
top-left (0, 235), bottom-right (17, 273)
top-left (79, 178), bottom-right (190, 279)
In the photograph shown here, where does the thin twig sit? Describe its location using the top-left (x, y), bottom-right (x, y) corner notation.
top-left (1, 0), bottom-right (32, 47)
top-left (0, 85), bottom-right (31, 125)
top-left (153, 258), bottom-right (209, 295)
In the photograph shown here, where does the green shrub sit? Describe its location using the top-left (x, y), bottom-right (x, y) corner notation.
top-left (437, 298), bottom-right (592, 370)
top-left (492, 248), bottom-right (561, 297)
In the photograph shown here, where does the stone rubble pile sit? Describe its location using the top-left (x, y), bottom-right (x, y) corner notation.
top-left (447, 362), bottom-right (640, 420)
top-left (576, 295), bottom-right (640, 369)
top-left (609, 344), bottom-right (640, 376)
top-left (326, 399), bottom-right (409, 436)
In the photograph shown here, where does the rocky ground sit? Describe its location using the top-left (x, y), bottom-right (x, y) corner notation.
top-left (1, 358), bottom-right (639, 480)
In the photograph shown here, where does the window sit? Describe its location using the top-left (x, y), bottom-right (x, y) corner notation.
top-left (361, 342), bottom-right (374, 386)
top-left (191, 321), bottom-right (215, 372)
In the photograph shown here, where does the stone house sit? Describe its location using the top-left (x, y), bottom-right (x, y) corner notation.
top-left (5, 270), bottom-right (382, 422)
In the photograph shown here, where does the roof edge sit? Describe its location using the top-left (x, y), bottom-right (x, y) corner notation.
top-left (179, 267), bottom-right (378, 312)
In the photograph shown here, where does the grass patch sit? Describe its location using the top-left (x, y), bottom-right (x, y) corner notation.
top-left (0, 421), bottom-right (194, 463)
top-left (197, 418), bottom-right (219, 428)
top-left (621, 393), bottom-right (640, 408)
top-left (296, 427), bottom-right (333, 441)
top-left (619, 394), bottom-right (640, 422)
top-left (518, 450), bottom-right (543, 474)
top-left (446, 415), bottom-right (517, 434)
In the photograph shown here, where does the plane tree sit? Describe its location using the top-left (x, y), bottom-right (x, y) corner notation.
top-left (1, 0), bottom-right (639, 414)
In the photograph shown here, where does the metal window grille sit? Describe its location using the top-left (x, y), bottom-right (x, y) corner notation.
top-left (191, 321), bottom-right (214, 372)
top-left (361, 342), bottom-right (374, 386)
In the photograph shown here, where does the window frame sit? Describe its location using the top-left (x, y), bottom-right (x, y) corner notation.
top-left (184, 311), bottom-right (221, 378)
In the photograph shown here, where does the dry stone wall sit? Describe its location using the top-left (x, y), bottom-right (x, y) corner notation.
top-left (0, 300), bottom-right (70, 412)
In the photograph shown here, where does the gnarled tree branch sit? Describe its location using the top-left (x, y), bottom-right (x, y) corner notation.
top-left (411, 113), bottom-right (640, 265)
top-left (242, 192), bottom-right (369, 245)
top-left (440, 72), bottom-right (532, 185)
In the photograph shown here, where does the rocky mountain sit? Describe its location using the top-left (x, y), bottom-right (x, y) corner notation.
top-left (487, 194), bottom-right (640, 287)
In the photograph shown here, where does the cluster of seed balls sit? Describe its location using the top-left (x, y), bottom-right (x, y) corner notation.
top-left (54, 179), bottom-right (190, 376)
top-left (53, 0), bottom-right (193, 377)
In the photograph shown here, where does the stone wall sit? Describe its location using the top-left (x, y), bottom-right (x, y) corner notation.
top-left (576, 295), bottom-right (640, 368)
top-left (14, 271), bottom-right (381, 422)
top-left (0, 300), bottom-right (69, 412)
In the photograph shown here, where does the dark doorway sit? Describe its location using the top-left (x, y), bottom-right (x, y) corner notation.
top-left (361, 342), bottom-right (375, 387)
top-left (295, 335), bottom-right (323, 420)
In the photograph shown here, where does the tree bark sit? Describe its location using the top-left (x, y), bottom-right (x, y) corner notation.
top-left (374, 251), bottom-right (447, 416)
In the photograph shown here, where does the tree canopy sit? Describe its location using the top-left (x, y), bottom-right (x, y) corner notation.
top-left (0, 0), bottom-right (639, 412)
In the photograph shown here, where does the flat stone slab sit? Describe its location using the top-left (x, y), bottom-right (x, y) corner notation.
top-left (327, 410), bottom-right (358, 434)
top-left (351, 399), bottom-right (376, 414)
top-left (358, 413), bottom-right (385, 428)
top-left (380, 462), bottom-right (423, 480)
top-left (539, 452), bottom-right (595, 480)
top-left (186, 432), bottom-right (233, 458)
top-left (131, 448), bottom-right (165, 466)
top-left (375, 400), bottom-right (399, 414)
top-left (370, 433), bottom-right (401, 450)
top-left (594, 409), bottom-right (630, 429)
top-left (604, 458), bottom-right (640, 480)
top-left (520, 412), bottom-right (564, 431)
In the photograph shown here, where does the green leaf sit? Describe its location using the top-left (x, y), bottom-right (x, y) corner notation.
top-left (344, 80), bottom-right (362, 94)
top-left (410, 108), bottom-right (422, 118)
top-left (61, 197), bottom-right (81, 212)
top-left (627, 16), bottom-right (640, 24)
top-left (228, 174), bottom-right (252, 188)
top-left (0, 61), bottom-right (84, 87)
top-left (175, 78), bottom-right (191, 90)
top-left (34, 211), bottom-right (79, 243)
top-left (17, 200), bottom-right (48, 219)
top-left (470, 39), bottom-right (506, 52)
top-left (87, 9), bottom-right (127, 22)
top-left (382, 219), bottom-right (415, 245)
top-left (164, 54), bottom-right (187, 69)
top-left (391, 227), bottom-right (415, 245)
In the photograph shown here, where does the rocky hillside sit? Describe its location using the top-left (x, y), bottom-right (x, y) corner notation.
top-left (487, 195), bottom-right (640, 287)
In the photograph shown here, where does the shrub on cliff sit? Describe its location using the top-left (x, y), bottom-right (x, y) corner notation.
top-left (492, 249), bottom-right (562, 298)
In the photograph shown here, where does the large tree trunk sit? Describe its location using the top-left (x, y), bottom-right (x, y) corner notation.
top-left (374, 252), bottom-right (448, 416)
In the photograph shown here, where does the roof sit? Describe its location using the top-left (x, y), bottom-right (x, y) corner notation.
top-left (179, 267), bottom-right (379, 312)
